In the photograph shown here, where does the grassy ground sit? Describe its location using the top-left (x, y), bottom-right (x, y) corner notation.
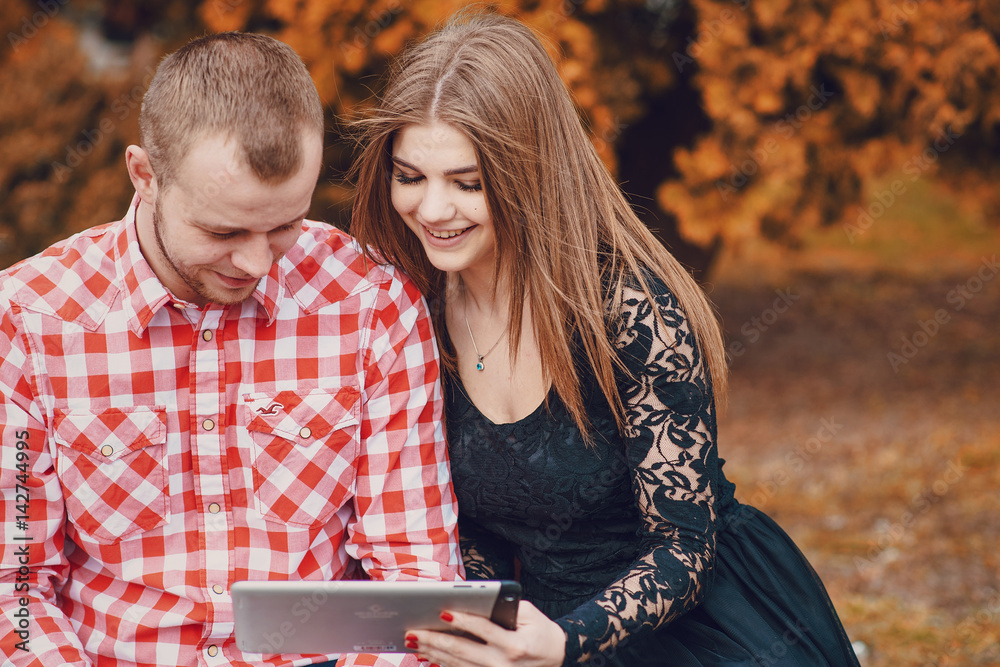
top-left (707, 176), bottom-right (1000, 665)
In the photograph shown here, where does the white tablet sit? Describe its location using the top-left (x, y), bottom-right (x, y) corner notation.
top-left (232, 579), bottom-right (521, 655)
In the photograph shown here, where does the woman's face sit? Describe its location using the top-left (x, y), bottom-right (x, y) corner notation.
top-left (390, 121), bottom-right (494, 277)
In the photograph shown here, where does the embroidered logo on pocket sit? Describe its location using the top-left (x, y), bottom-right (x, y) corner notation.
top-left (256, 401), bottom-right (284, 416)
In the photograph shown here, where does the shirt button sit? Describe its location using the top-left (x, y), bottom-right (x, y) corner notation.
top-left (202, 418), bottom-right (215, 431)
top-left (207, 644), bottom-right (219, 657)
top-left (172, 302), bottom-right (186, 310)
top-left (212, 584), bottom-right (224, 595)
top-left (100, 445), bottom-right (114, 457)
top-left (202, 330), bottom-right (214, 342)
top-left (208, 502), bottom-right (221, 514)
top-left (299, 426), bottom-right (312, 439)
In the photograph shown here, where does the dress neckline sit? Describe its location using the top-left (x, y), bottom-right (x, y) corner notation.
top-left (443, 320), bottom-right (554, 427)
top-left (449, 368), bottom-right (553, 428)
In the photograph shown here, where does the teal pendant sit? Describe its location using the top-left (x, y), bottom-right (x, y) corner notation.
top-left (476, 358), bottom-right (485, 371)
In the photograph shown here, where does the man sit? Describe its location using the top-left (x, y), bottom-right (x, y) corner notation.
top-left (0, 32), bottom-right (461, 666)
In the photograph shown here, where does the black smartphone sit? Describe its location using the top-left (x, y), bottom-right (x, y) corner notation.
top-left (488, 580), bottom-right (522, 630)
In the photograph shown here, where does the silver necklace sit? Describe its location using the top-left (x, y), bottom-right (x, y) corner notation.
top-left (463, 289), bottom-right (504, 371)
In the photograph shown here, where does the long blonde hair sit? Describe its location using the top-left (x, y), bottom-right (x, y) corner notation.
top-left (350, 10), bottom-right (727, 434)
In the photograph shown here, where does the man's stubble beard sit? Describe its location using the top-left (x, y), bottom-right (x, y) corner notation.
top-left (152, 199), bottom-right (260, 306)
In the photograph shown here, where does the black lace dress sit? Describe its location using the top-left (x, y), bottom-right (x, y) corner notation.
top-left (445, 280), bottom-right (861, 666)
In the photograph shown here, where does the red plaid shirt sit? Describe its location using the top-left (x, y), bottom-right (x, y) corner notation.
top-left (0, 199), bottom-right (462, 666)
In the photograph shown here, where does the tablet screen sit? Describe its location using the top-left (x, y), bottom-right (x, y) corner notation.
top-left (232, 579), bottom-right (521, 654)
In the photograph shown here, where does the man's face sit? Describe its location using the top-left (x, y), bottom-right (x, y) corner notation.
top-left (146, 132), bottom-right (323, 307)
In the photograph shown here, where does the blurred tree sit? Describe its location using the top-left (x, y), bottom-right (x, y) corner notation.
top-left (0, 0), bottom-right (187, 269)
top-left (660, 0), bottom-right (1000, 257)
top-left (2, 0), bottom-right (119, 269)
top-left (2, 0), bottom-right (997, 275)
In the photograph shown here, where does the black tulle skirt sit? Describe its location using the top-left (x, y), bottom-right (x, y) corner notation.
top-left (602, 504), bottom-right (861, 666)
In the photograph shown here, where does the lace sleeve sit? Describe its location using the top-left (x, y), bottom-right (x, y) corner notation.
top-left (458, 519), bottom-right (517, 582)
top-left (555, 281), bottom-right (720, 664)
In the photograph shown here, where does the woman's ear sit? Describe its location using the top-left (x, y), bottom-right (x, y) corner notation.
top-left (125, 145), bottom-right (158, 202)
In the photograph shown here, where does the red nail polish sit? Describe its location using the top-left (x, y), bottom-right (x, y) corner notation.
top-left (406, 640), bottom-right (418, 650)
top-left (439, 611), bottom-right (454, 622)
top-left (405, 633), bottom-right (418, 643)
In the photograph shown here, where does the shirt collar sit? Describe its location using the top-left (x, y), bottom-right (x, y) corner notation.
top-left (115, 194), bottom-right (285, 335)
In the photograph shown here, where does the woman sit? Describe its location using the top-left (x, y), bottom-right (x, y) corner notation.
top-left (350, 10), bottom-right (861, 667)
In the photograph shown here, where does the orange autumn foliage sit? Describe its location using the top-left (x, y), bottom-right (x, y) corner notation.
top-left (663, 0), bottom-right (1000, 254)
top-left (2, 0), bottom-right (997, 274)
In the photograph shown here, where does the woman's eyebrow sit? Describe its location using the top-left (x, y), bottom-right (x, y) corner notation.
top-left (391, 156), bottom-right (479, 176)
top-left (443, 165), bottom-right (479, 176)
top-left (391, 156), bottom-right (419, 171)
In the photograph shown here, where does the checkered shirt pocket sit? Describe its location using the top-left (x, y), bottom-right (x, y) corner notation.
top-left (52, 406), bottom-right (169, 543)
top-left (244, 386), bottom-right (361, 526)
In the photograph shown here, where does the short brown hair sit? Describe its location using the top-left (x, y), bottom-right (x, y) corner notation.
top-left (140, 32), bottom-right (324, 187)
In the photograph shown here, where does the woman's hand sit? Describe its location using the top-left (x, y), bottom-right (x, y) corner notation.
top-left (406, 600), bottom-right (566, 667)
